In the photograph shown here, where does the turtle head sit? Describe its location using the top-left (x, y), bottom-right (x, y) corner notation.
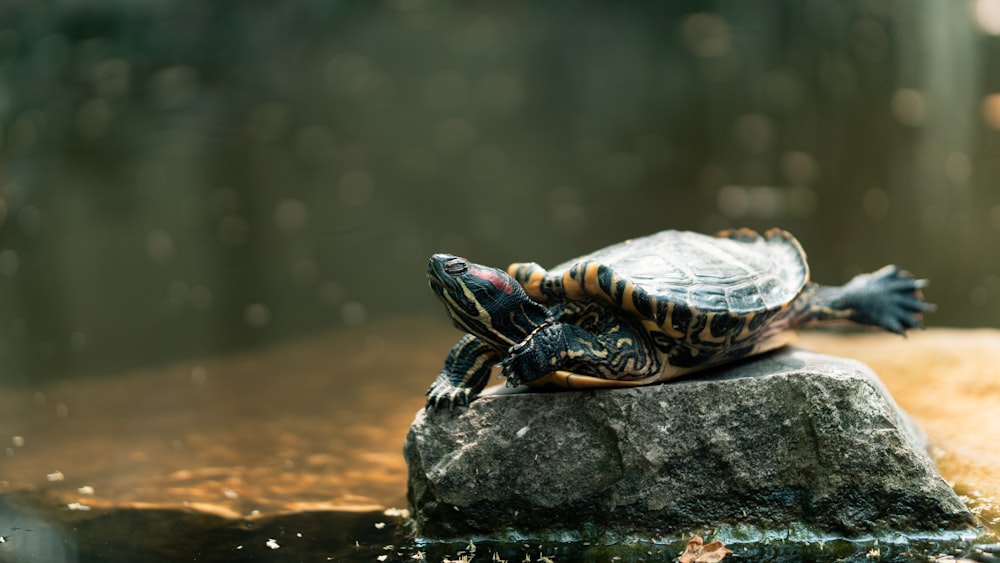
top-left (428, 254), bottom-right (550, 350)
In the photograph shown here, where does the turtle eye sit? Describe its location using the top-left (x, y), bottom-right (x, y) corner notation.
top-left (444, 258), bottom-right (468, 275)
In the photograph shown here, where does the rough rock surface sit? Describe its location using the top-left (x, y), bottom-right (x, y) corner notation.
top-left (404, 348), bottom-right (974, 540)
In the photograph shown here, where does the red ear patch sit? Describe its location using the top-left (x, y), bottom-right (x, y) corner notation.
top-left (470, 267), bottom-right (515, 295)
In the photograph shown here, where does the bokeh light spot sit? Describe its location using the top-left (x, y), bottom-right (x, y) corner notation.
top-left (151, 65), bottom-right (199, 109)
top-left (0, 249), bottom-right (19, 277)
top-left (273, 199), bottom-right (307, 233)
top-left (717, 185), bottom-right (749, 218)
top-left (341, 301), bottom-right (367, 326)
top-left (863, 188), bottom-right (890, 220)
top-left (990, 204), bottom-right (1000, 230)
top-left (70, 332), bottom-right (87, 352)
top-left (891, 88), bottom-right (926, 126)
top-left (781, 151), bottom-right (819, 185)
top-left (146, 229), bottom-right (174, 262)
top-left (974, 0), bottom-right (1000, 34)
top-left (850, 19), bottom-right (888, 63)
top-left (683, 13), bottom-right (731, 58)
top-left (982, 93), bottom-right (1000, 129)
top-left (945, 151), bottom-right (972, 186)
top-left (244, 304), bottom-right (271, 328)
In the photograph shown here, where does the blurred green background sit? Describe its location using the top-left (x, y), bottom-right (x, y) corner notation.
top-left (1, 0), bottom-right (999, 383)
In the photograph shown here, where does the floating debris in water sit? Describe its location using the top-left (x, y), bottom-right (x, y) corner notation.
top-left (12, 436), bottom-right (24, 447)
top-left (374, 521), bottom-right (386, 529)
top-left (77, 485), bottom-right (94, 495)
top-left (67, 502), bottom-right (91, 511)
top-left (46, 470), bottom-right (64, 482)
top-left (265, 538), bottom-right (279, 550)
top-left (677, 535), bottom-right (731, 562)
top-left (384, 507), bottom-right (410, 518)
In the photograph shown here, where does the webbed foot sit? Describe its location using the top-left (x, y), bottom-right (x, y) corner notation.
top-left (500, 323), bottom-right (567, 387)
top-left (833, 265), bottom-right (936, 334)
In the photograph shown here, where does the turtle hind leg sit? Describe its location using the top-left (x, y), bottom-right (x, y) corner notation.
top-left (802, 265), bottom-right (936, 334)
top-left (426, 334), bottom-right (499, 410)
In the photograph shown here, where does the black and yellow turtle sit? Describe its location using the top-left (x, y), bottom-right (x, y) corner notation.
top-left (425, 228), bottom-right (932, 410)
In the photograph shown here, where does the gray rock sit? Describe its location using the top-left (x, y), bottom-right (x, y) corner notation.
top-left (404, 348), bottom-right (974, 540)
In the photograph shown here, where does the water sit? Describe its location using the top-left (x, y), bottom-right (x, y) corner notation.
top-left (1, 320), bottom-right (998, 561)
top-left (1, 497), bottom-right (994, 562)
top-left (2, 1), bottom-right (1000, 561)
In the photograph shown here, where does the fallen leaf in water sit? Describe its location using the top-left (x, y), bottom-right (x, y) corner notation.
top-left (677, 535), bottom-right (732, 563)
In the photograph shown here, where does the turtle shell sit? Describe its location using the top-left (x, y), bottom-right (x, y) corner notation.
top-left (514, 228), bottom-right (809, 321)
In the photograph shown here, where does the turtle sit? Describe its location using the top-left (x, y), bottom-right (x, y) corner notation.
top-left (425, 228), bottom-right (933, 410)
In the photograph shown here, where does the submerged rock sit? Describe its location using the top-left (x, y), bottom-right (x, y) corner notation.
top-left (404, 348), bottom-right (974, 540)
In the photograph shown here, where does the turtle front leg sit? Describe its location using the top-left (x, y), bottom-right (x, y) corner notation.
top-left (427, 334), bottom-right (500, 410)
top-left (501, 302), bottom-right (661, 386)
top-left (499, 323), bottom-right (567, 387)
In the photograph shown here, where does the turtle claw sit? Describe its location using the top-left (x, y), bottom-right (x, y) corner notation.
top-left (425, 381), bottom-right (473, 411)
top-left (499, 356), bottom-right (522, 388)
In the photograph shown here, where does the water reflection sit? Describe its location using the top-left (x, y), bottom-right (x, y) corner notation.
top-left (0, 321), bottom-right (439, 514)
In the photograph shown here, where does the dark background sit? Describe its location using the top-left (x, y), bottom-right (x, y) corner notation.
top-left (1, 0), bottom-right (999, 383)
